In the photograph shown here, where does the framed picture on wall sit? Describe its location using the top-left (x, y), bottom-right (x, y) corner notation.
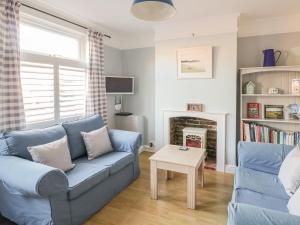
top-left (186, 103), bottom-right (203, 112)
top-left (177, 46), bottom-right (213, 79)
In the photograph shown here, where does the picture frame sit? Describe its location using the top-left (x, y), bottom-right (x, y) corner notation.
top-left (288, 104), bottom-right (300, 120)
top-left (177, 46), bottom-right (213, 79)
top-left (264, 105), bottom-right (284, 120)
top-left (292, 79), bottom-right (300, 94)
top-left (187, 103), bottom-right (203, 112)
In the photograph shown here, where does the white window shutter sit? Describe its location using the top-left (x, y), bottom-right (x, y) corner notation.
top-left (20, 62), bottom-right (55, 124)
top-left (59, 66), bottom-right (86, 119)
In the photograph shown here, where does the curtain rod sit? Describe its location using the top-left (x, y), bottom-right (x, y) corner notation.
top-left (21, 3), bottom-right (112, 39)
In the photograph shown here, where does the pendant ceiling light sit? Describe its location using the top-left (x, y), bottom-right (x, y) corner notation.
top-left (131, 0), bottom-right (176, 21)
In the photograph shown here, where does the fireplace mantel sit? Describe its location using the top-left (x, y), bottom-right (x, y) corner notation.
top-left (162, 110), bottom-right (228, 172)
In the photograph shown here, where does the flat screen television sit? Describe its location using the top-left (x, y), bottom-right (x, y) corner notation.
top-left (105, 76), bottom-right (134, 94)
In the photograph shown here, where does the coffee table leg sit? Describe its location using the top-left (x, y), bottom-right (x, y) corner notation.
top-left (187, 168), bottom-right (197, 209)
top-left (198, 161), bottom-right (204, 188)
top-left (150, 160), bottom-right (158, 200)
top-left (164, 170), bottom-right (174, 180)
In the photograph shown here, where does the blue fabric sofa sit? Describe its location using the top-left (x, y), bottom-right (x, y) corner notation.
top-left (0, 115), bottom-right (142, 225)
top-left (228, 141), bottom-right (300, 225)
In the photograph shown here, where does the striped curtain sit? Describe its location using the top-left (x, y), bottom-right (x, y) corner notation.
top-left (0, 0), bottom-right (25, 132)
top-left (86, 31), bottom-right (107, 122)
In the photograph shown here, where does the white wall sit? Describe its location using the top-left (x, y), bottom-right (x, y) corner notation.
top-left (155, 33), bottom-right (238, 166)
top-left (121, 48), bottom-right (155, 145)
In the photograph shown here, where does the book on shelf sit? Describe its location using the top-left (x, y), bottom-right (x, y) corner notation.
top-left (241, 121), bottom-right (300, 146)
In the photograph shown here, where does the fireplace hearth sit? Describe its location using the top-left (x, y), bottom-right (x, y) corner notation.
top-left (170, 117), bottom-right (217, 170)
top-left (162, 110), bottom-right (227, 172)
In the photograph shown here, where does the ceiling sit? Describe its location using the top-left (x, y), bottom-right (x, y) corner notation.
top-left (28, 0), bottom-right (300, 35)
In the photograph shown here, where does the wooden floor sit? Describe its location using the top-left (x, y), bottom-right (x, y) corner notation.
top-left (85, 152), bottom-right (234, 225)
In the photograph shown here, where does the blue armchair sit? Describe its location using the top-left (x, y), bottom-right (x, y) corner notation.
top-left (228, 142), bottom-right (300, 225)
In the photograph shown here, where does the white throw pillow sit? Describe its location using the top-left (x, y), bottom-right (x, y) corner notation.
top-left (278, 144), bottom-right (300, 196)
top-left (288, 186), bottom-right (300, 216)
top-left (28, 136), bottom-right (75, 172)
top-left (81, 126), bottom-right (113, 160)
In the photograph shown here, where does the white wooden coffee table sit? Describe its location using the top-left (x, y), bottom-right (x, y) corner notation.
top-left (149, 144), bottom-right (206, 209)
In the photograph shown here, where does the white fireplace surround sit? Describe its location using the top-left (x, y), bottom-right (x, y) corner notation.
top-left (162, 110), bottom-right (227, 172)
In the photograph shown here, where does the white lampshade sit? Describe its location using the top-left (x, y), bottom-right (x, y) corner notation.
top-left (131, 0), bottom-right (176, 21)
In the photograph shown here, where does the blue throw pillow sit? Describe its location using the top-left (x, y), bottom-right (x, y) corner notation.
top-left (62, 115), bottom-right (105, 160)
top-left (4, 125), bottom-right (66, 160)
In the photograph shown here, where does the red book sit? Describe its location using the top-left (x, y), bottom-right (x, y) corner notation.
top-left (247, 103), bottom-right (260, 119)
top-left (256, 126), bottom-right (261, 142)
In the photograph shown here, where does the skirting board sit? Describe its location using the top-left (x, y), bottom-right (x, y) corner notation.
top-left (225, 164), bottom-right (236, 174)
top-left (141, 148), bottom-right (232, 173)
top-left (139, 146), bottom-right (236, 174)
top-left (140, 146), bottom-right (155, 154)
top-left (138, 146), bottom-right (144, 154)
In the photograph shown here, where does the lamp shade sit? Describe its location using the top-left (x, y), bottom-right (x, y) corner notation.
top-left (131, 0), bottom-right (176, 21)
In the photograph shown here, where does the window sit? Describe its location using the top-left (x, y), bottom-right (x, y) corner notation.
top-left (20, 23), bottom-right (81, 60)
top-left (20, 19), bottom-right (87, 128)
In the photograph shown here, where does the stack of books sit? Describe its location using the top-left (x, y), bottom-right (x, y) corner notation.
top-left (242, 122), bottom-right (300, 146)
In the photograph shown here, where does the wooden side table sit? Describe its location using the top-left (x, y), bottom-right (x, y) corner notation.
top-left (149, 145), bottom-right (206, 209)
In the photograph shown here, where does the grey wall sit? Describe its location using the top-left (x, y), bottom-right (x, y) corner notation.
top-left (104, 45), bottom-right (123, 128)
top-left (104, 45), bottom-right (155, 145)
top-left (104, 32), bottom-right (300, 165)
top-left (122, 48), bottom-right (155, 145)
top-left (238, 32), bottom-right (300, 68)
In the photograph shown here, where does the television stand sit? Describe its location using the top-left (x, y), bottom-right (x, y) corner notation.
top-left (115, 112), bottom-right (133, 116)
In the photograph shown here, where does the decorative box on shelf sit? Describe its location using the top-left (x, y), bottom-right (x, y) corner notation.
top-left (247, 103), bottom-right (260, 119)
top-left (182, 127), bottom-right (207, 149)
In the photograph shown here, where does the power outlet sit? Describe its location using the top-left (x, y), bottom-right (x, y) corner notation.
top-left (143, 141), bottom-right (155, 152)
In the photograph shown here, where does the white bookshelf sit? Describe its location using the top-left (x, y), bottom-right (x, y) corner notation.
top-left (242, 94), bottom-right (300, 97)
top-left (242, 118), bottom-right (300, 124)
top-left (240, 66), bottom-right (300, 141)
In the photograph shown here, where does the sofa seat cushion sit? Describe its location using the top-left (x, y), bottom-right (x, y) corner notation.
top-left (62, 115), bottom-right (105, 160)
top-left (233, 187), bottom-right (289, 212)
top-left (75, 151), bottom-right (134, 175)
top-left (4, 125), bottom-right (66, 160)
top-left (66, 163), bottom-right (109, 200)
top-left (235, 167), bottom-right (289, 200)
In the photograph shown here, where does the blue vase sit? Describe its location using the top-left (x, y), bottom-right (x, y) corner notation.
top-left (263, 49), bottom-right (281, 67)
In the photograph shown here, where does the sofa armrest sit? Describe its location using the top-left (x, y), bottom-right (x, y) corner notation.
top-left (228, 203), bottom-right (300, 225)
top-left (238, 141), bottom-right (293, 174)
top-left (0, 156), bottom-right (68, 197)
top-left (109, 129), bottom-right (142, 156)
